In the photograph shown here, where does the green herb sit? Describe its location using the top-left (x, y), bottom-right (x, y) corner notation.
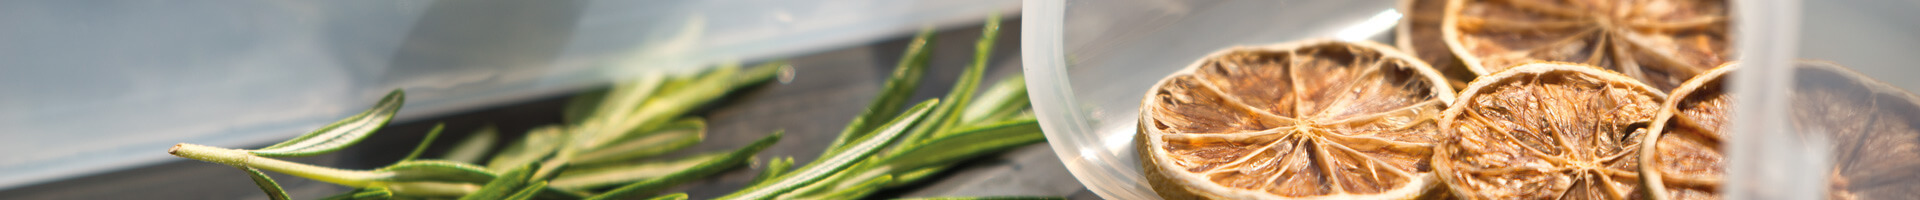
top-left (398, 124), bottom-right (445, 162)
top-left (318, 187), bottom-right (392, 200)
top-left (569, 118), bottom-right (706, 165)
top-left (884, 116), bottom-right (1042, 172)
top-left (749, 156), bottom-right (795, 185)
top-left (502, 181), bottom-right (549, 200)
top-left (378, 160), bottom-right (495, 184)
top-left (249, 90), bottom-right (404, 157)
top-left (715, 13), bottom-right (1059, 200)
top-left (486, 125), bottom-right (564, 172)
top-left (171, 13), bottom-right (1056, 200)
top-left (239, 166), bottom-right (290, 200)
top-left (829, 27), bottom-right (935, 151)
top-left (644, 193), bottom-right (689, 200)
top-left (894, 197), bottom-right (1067, 200)
top-left (960, 74), bottom-right (1029, 124)
top-left (816, 174), bottom-right (892, 199)
top-left (552, 151), bottom-right (722, 190)
top-left (170, 63), bottom-right (783, 199)
top-left (441, 126), bottom-right (497, 164)
top-left (460, 164), bottom-right (536, 200)
top-left (719, 100), bottom-right (938, 200)
top-left (903, 12), bottom-right (1001, 145)
top-left (349, 187), bottom-right (391, 199)
top-left (581, 132), bottom-right (779, 199)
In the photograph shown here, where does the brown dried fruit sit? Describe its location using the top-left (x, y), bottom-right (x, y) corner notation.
top-left (1640, 61), bottom-right (1920, 199)
top-left (1442, 0), bottom-right (1731, 91)
top-left (1137, 40), bottom-right (1454, 199)
top-left (1434, 62), bottom-right (1667, 199)
top-left (1635, 63), bottom-right (1731, 200)
top-left (1397, 0), bottom-right (1476, 90)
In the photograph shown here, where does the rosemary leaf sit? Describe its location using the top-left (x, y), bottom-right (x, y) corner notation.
top-left (350, 187), bottom-right (391, 199)
top-left (442, 126), bottom-right (499, 164)
top-left (920, 13), bottom-right (1004, 143)
top-left (571, 118), bottom-right (706, 165)
top-left (459, 164), bottom-right (536, 200)
top-left (900, 13), bottom-right (1003, 149)
top-left (886, 165), bottom-right (948, 187)
top-left (384, 181), bottom-right (480, 197)
top-left (551, 152), bottom-right (727, 190)
top-left (717, 100), bottom-right (938, 200)
top-left (580, 73), bottom-right (666, 131)
top-left (748, 156), bottom-right (795, 185)
top-left (318, 187), bottom-right (392, 200)
top-left (894, 197), bottom-right (1066, 200)
top-left (239, 166), bottom-right (290, 200)
top-left (561, 87), bottom-right (610, 125)
top-left (486, 126), bottom-right (565, 172)
top-left (778, 169), bottom-right (884, 199)
top-left (829, 27), bottom-right (935, 151)
top-left (502, 181), bottom-right (548, 200)
top-left (250, 89), bottom-right (405, 157)
top-left (399, 123), bottom-right (446, 162)
top-left (814, 174), bottom-right (893, 199)
top-left (378, 160), bottom-right (497, 184)
top-left (885, 117), bottom-right (1041, 172)
top-left (959, 75), bottom-right (1028, 124)
top-left (586, 131), bottom-right (783, 200)
top-left (587, 62), bottom-right (782, 150)
top-left (646, 193), bottom-right (690, 200)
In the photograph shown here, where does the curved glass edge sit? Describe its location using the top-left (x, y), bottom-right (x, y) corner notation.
top-left (1022, 0), bottom-right (1161, 199)
top-left (1726, 0), bottom-right (1827, 199)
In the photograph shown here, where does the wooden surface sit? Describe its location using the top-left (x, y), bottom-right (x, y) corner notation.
top-left (0, 19), bottom-right (1104, 200)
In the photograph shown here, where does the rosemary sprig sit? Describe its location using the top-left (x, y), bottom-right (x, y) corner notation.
top-left (720, 13), bottom-right (1054, 200)
top-left (169, 63), bottom-right (785, 199)
top-left (718, 100), bottom-right (939, 199)
top-left (170, 13), bottom-right (1055, 200)
top-left (828, 27), bottom-right (936, 151)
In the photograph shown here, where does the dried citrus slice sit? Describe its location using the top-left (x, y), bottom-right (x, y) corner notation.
top-left (1434, 62), bottom-right (1667, 199)
top-left (1136, 40), bottom-right (1454, 199)
top-left (1397, 0), bottom-right (1475, 89)
top-left (1641, 61), bottom-right (1920, 199)
top-left (1635, 63), bottom-right (1731, 200)
top-left (1441, 0), bottom-right (1730, 91)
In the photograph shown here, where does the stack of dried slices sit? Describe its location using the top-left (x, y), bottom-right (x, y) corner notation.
top-left (1135, 0), bottom-right (1920, 199)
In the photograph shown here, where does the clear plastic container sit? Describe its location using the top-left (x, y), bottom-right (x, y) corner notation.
top-left (1021, 1), bottom-right (1412, 198)
top-left (0, 0), bottom-right (1014, 189)
top-left (1021, 0), bottom-right (1887, 199)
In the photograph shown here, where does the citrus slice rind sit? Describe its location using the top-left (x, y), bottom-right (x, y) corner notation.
top-left (1138, 39), bottom-right (1455, 199)
top-left (1434, 62), bottom-right (1668, 199)
top-left (1397, 0), bottom-right (1475, 89)
top-left (1798, 62), bottom-right (1920, 199)
top-left (1636, 63), bottom-right (1734, 200)
top-left (1641, 61), bottom-right (1920, 199)
top-left (1440, 0), bottom-right (1731, 91)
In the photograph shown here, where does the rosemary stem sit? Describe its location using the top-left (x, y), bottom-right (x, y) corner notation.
top-left (170, 143), bottom-right (385, 187)
top-left (380, 181), bottom-right (481, 197)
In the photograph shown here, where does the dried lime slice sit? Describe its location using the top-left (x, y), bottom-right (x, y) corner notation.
top-left (1442, 0), bottom-right (1730, 91)
top-left (1641, 61), bottom-right (1920, 199)
top-left (1435, 62), bottom-right (1667, 199)
top-left (1138, 40), bottom-right (1454, 199)
top-left (1397, 0), bottom-right (1475, 89)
